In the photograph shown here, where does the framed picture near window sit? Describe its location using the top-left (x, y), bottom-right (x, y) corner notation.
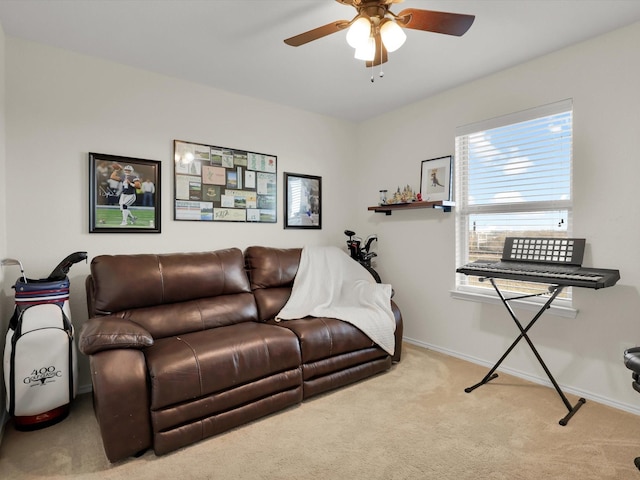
top-left (89, 152), bottom-right (161, 233)
top-left (284, 172), bottom-right (322, 229)
top-left (420, 155), bottom-right (453, 202)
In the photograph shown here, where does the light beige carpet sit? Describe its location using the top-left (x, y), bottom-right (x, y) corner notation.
top-left (1, 343), bottom-right (639, 479)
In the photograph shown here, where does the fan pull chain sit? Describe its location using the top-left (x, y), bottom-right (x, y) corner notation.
top-left (370, 49), bottom-right (385, 83)
top-left (370, 67), bottom-right (385, 82)
top-left (378, 41), bottom-right (384, 79)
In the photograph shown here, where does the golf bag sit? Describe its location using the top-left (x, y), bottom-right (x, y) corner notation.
top-left (344, 229), bottom-right (381, 283)
top-left (3, 252), bottom-right (86, 430)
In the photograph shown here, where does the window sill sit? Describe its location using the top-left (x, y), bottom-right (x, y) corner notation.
top-left (450, 288), bottom-right (578, 319)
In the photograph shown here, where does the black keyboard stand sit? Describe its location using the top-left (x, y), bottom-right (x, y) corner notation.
top-left (464, 278), bottom-right (586, 426)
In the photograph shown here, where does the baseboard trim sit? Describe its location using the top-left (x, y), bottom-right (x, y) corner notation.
top-left (403, 336), bottom-right (640, 416)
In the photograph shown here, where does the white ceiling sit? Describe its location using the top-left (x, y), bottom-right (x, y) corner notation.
top-left (1, 0), bottom-right (640, 123)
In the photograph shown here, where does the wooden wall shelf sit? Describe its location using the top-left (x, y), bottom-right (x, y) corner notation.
top-left (368, 200), bottom-right (455, 215)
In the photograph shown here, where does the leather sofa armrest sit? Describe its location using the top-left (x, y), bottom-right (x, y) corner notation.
top-left (80, 316), bottom-right (154, 355)
top-left (90, 349), bottom-right (153, 462)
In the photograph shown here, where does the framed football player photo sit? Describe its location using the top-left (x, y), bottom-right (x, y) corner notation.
top-left (89, 152), bottom-right (161, 233)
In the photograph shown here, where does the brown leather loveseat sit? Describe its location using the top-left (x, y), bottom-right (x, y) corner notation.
top-left (79, 246), bottom-right (403, 463)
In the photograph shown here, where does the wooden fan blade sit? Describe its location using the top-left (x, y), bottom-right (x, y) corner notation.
top-left (284, 20), bottom-right (350, 46)
top-left (365, 34), bottom-right (388, 67)
top-left (396, 8), bottom-right (475, 36)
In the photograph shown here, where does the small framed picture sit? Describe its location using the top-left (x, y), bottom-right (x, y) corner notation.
top-left (420, 155), bottom-right (453, 202)
top-left (89, 152), bottom-right (161, 233)
top-left (284, 172), bottom-right (321, 229)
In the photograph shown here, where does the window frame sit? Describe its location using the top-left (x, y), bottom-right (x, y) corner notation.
top-left (452, 100), bottom-right (576, 317)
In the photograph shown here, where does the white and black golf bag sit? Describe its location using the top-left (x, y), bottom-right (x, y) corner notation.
top-left (3, 252), bottom-right (86, 430)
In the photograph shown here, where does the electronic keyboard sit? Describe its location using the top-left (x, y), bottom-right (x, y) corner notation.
top-left (456, 237), bottom-right (620, 289)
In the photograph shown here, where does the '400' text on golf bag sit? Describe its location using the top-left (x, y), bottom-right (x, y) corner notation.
top-left (3, 277), bottom-right (78, 430)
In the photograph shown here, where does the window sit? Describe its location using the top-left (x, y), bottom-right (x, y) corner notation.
top-left (454, 100), bottom-right (573, 306)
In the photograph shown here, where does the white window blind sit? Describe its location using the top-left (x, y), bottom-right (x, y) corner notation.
top-left (455, 100), bottom-right (574, 301)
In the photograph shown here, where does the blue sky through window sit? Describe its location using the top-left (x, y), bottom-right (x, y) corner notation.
top-left (466, 111), bottom-right (572, 207)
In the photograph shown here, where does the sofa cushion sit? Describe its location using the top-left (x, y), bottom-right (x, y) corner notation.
top-left (245, 246), bottom-right (300, 321)
top-left (275, 317), bottom-right (378, 364)
top-left (90, 248), bottom-right (251, 314)
top-left (118, 293), bottom-right (258, 339)
top-left (245, 246), bottom-right (301, 289)
top-left (144, 322), bottom-right (301, 410)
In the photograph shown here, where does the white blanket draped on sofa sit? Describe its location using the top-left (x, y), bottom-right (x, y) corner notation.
top-left (276, 246), bottom-right (396, 355)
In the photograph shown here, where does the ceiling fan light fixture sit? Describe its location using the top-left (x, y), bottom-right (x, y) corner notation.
top-left (354, 35), bottom-right (376, 61)
top-left (380, 19), bottom-right (406, 52)
top-left (346, 16), bottom-right (371, 48)
top-left (283, 1), bottom-right (475, 70)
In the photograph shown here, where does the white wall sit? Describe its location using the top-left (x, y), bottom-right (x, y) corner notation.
top-left (355, 21), bottom-right (640, 412)
top-left (4, 38), bottom-right (358, 391)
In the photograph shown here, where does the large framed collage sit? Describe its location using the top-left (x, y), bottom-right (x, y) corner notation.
top-left (173, 140), bottom-right (277, 223)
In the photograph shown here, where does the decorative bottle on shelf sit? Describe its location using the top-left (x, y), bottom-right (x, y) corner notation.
top-left (379, 190), bottom-right (388, 205)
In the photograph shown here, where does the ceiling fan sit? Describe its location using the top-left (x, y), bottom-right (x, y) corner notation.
top-left (284, 0), bottom-right (475, 67)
